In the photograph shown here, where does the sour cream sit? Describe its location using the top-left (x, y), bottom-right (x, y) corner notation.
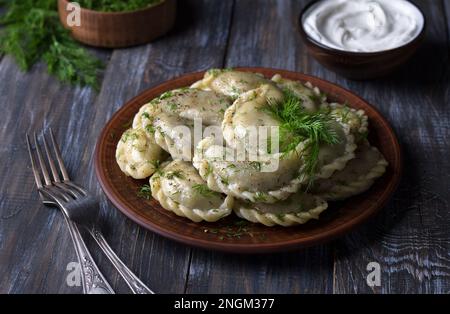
top-left (302, 0), bottom-right (424, 52)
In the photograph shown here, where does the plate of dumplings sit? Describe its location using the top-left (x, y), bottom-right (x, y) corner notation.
top-left (95, 68), bottom-right (402, 253)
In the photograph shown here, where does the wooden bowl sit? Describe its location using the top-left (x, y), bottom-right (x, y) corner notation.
top-left (94, 68), bottom-right (402, 253)
top-left (58, 0), bottom-right (176, 48)
top-left (298, 0), bottom-right (426, 80)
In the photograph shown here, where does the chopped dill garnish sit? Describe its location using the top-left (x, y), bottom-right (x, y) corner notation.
top-left (150, 160), bottom-right (163, 175)
top-left (145, 124), bottom-right (155, 134)
top-left (192, 184), bottom-right (219, 197)
top-left (249, 161), bottom-right (261, 172)
top-left (168, 102), bottom-right (178, 111)
top-left (121, 130), bottom-right (138, 142)
top-left (137, 184), bottom-right (152, 200)
top-left (205, 164), bottom-right (214, 176)
top-left (276, 213), bottom-right (285, 221)
top-left (159, 91), bottom-right (174, 100)
top-left (220, 176), bottom-right (229, 185)
top-left (203, 220), bottom-right (256, 241)
top-left (165, 170), bottom-right (184, 180)
top-left (263, 89), bottom-right (340, 178)
top-left (142, 112), bottom-right (151, 119)
top-left (253, 192), bottom-right (267, 203)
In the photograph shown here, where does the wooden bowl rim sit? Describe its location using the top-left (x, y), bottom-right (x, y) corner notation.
top-left (94, 67), bottom-right (402, 253)
top-left (59, 0), bottom-right (170, 16)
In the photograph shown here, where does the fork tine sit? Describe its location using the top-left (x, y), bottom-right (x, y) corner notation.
top-left (42, 132), bottom-right (61, 183)
top-left (26, 134), bottom-right (43, 189)
top-left (49, 128), bottom-right (70, 181)
top-left (34, 132), bottom-right (52, 185)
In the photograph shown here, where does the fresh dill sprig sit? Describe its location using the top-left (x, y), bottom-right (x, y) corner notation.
top-left (263, 89), bottom-right (340, 178)
top-left (77, 0), bottom-right (162, 12)
top-left (0, 0), bottom-right (103, 89)
top-left (137, 184), bottom-right (152, 200)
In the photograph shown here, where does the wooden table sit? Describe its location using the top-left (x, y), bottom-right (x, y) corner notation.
top-left (1, 0), bottom-right (449, 294)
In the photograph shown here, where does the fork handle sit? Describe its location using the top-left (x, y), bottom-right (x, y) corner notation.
top-left (64, 216), bottom-right (115, 294)
top-left (89, 227), bottom-right (154, 294)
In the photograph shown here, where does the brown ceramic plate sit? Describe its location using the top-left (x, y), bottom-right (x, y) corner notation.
top-left (94, 68), bottom-right (402, 253)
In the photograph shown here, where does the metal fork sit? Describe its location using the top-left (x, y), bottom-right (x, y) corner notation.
top-left (26, 129), bottom-right (153, 294)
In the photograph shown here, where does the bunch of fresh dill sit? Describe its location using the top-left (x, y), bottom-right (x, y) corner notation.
top-left (78, 0), bottom-right (162, 12)
top-left (264, 89), bottom-right (340, 178)
top-left (0, 0), bottom-right (103, 89)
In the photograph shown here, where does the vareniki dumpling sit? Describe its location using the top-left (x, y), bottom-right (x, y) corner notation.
top-left (315, 120), bottom-right (357, 179)
top-left (191, 69), bottom-right (275, 99)
top-left (328, 103), bottom-right (368, 142)
top-left (115, 128), bottom-right (166, 179)
top-left (234, 191), bottom-right (328, 227)
top-left (222, 84), bottom-right (284, 153)
top-left (150, 160), bottom-right (233, 222)
top-left (271, 74), bottom-right (323, 112)
top-left (312, 142), bottom-right (388, 200)
top-left (193, 137), bottom-right (309, 203)
top-left (133, 88), bottom-right (231, 161)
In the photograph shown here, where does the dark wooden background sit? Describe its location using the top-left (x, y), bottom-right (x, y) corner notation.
top-left (1, 0), bottom-right (449, 294)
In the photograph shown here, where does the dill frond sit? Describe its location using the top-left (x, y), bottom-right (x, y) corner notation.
top-left (0, 0), bottom-right (103, 89)
top-left (263, 89), bottom-right (340, 178)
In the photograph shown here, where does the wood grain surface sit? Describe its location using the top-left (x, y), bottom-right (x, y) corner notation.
top-left (0, 0), bottom-right (449, 293)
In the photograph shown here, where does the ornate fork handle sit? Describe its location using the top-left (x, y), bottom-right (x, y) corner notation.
top-left (89, 227), bottom-right (154, 294)
top-left (63, 216), bottom-right (115, 294)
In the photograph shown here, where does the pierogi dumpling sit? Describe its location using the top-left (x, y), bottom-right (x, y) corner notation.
top-left (327, 103), bottom-right (368, 142)
top-left (191, 69), bottom-right (275, 99)
top-left (315, 120), bottom-right (357, 179)
top-left (133, 88), bottom-right (231, 161)
top-left (222, 84), bottom-right (284, 153)
top-left (150, 160), bottom-right (233, 222)
top-left (193, 137), bottom-right (310, 203)
top-left (312, 142), bottom-right (388, 200)
top-left (271, 74), bottom-right (323, 112)
top-left (234, 191), bottom-right (328, 227)
top-left (115, 128), bottom-right (166, 179)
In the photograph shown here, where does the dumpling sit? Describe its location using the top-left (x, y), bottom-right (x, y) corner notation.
top-left (193, 137), bottom-right (309, 203)
top-left (150, 160), bottom-right (233, 222)
top-left (133, 88), bottom-right (230, 129)
top-left (152, 112), bottom-right (199, 161)
top-left (115, 128), bottom-right (166, 179)
top-left (132, 98), bottom-right (158, 132)
top-left (234, 191), bottom-right (328, 227)
top-left (311, 142), bottom-right (388, 200)
top-left (133, 88), bottom-right (231, 161)
top-left (222, 84), bottom-right (284, 152)
top-left (191, 69), bottom-right (275, 99)
top-left (315, 120), bottom-right (357, 179)
top-left (327, 103), bottom-right (368, 142)
top-left (271, 74), bottom-right (323, 112)
top-left (155, 88), bottom-right (231, 125)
